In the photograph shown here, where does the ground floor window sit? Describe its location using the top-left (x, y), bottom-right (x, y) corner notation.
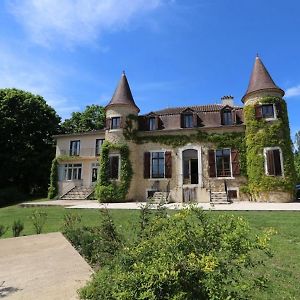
top-left (91, 162), bottom-right (99, 182)
top-left (264, 147), bottom-right (283, 176)
top-left (109, 155), bottom-right (120, 180)
top-left (151, 152), bottom-right (165, 178)
top-left (64, 163), bottom-right (82, 180)
top-left (216, 149), bottom-right (231, 177)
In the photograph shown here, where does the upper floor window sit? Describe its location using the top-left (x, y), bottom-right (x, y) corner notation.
top-left (70, 140), bottom-right (80, 156)
top-left (151, 152), bottom-right (165, 178)
top-left (109, 155), bottom-right (120, 180)
top-left (222, 110), bottom-right (233, 125)
top-left (111, 117), bottom-right (121, 129)
top-left (95, 139), bottom-right (104, 156)
top-left (261, 104), bottom-right (275, 119)
top-left (183, 114), bottom-right (193, 128)
top-left (148, 117), bottom-right (156, 131)
top-left (264, 147), bottom-right (283, 176)
top-left (215, 149), bottom-right (232, 177)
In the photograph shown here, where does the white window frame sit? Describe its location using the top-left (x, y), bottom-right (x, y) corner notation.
top-left (109, 154), bottom-right (121, 181)
top-left (149, 150), bottom-right (166, 180)
top-left (69, 140), bottom-right (80, 156)
top-left (109, 115), bottom-right (122, 131)
top-left (90, 162), bottom-right (100, 183)
top-left (215, 148), bottom-right (234, 179)
top-left (64, 163), bottom-right (82, 181)
top-left (263, 147), bottom-right (284, 177)
top-left (261, 103), bottom-right (277, 121)
top-left (95, 138), bottom-right (105, 156)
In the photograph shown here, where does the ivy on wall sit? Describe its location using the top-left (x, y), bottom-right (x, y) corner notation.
top-left (244, 96), bottom-right (296, 197)
top-left (95, 141), bottom-right (133, 203)
top-left (48, 158), bottom-right (59, 199)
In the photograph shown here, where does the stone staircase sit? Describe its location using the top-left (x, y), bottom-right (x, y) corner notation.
top-left (210, 191), bottom-right (229, 204)
top-left (60, 186), bottom-right (94, 200)
top-left (151, 192), bottom-right (169, 203)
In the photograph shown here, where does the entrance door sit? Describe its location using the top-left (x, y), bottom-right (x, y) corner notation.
top-left (91, 167), bottom-right (97, 183)
top-left (190, 159), bottom-right (198, 184)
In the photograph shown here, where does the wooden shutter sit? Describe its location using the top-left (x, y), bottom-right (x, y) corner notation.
top-left (180, 114), bottom-right (184, 128)
top-left (232, 110), bottom-right (237, 124)
top-left (231, 149), bottom-right (240, 176)
top-left (266, 150), bottom-right (275, 175)
top-left (275, 102), bottom-right (282, 118)
top-left (165, 151), bottom-right (172, 178)
top-left (120, 116), bottom-right (124, 128)
top-left (208, 149), bottom-right (216, 177)
top-left (155, 116), bottom-right (160, 130)
top-left (273, 149), bottom-right (282, 176)
top-left (144, 152), bottom-right (150, 179)
top-left (105, 118), bottom-right (111, 129)
top-left (193, 113), bottom-right (198, 128)
top-left (255, 105), bottom-right (262, 119)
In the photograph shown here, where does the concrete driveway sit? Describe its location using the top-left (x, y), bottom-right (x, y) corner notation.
top-left (0, 232), bottom-right (93, 299)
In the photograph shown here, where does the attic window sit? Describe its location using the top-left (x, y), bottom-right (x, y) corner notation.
top-left (148, 117), bottom-right (156, 131)
top-left (183, 114), bottom-right (193, 128)
top-left (222, 110), bottom-right (233, 125)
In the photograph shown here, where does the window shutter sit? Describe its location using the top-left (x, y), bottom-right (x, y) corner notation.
top-left (275, 102), bottom-right (282, 118)
top-left (120, 116), bottom-right (124, 128)
top-left (193, 113), bottom-right (198, 127)
top-left (220, 111), bottom-right (224, 125)
top-left (144, 152), bottom-right (150, 179)
top-left (105, 118), bottom-right (111, 129)
top-left (231, 149), bottom-right (240, 176)
top-left (255, 105), bottom-right (262, 119)
top-left (232, 110), bottom-right (237, 124)
top-left (266, 150), bottom-right (275, 175)
top-left (180, 114), bottom-right (184, 128)
top-left (155, 116), bottom-right (159, 130)
top-left (165, 151), bottom-right (172, 178)
top-left (208, 149), bottom-right (216, 177)
top-left (273, 149), bottom-right (282, 176)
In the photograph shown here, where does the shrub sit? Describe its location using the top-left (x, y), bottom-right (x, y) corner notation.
top-left (0, 186), bottom-right (27, 207)
top-left (30, 210), bottom-right (47, 234)
top-left (80, 208), bottom-right (273, 300)
top-left (0, 225), bottom-right (8, 237)
top-left (12, 220), bottom-right (24, 237)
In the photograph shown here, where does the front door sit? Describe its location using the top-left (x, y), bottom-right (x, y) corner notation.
top-left (91, 167), bottom-right (98, 183)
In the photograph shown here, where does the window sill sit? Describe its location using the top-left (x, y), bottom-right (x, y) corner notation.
top-left (109, 128), bottom-right (122, 132)
top-left (215, 177), bottom-right (235, 180)
top-left (148, 178), bottom-right (168, 181)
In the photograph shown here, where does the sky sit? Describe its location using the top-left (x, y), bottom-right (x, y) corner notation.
top-left (0, 0), bottom-right (299, 138)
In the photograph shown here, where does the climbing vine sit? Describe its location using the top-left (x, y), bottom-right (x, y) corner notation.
top-left (244, 96), bottom-right (296, 197)
top-left (95, 141), bottom-right (133, 203)
top-left (48, 158), bottom-right (59, 199)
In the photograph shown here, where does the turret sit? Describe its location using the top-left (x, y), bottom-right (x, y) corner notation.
top-left (243, 56), bottom-right (296, 202)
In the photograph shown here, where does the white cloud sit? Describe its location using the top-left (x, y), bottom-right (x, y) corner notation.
top-left (7, 0), bottom-right (166, 47)
top-left (285, 85), bottom-right (300, 98)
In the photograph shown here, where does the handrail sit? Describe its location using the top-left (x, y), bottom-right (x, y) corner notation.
top-left (60, 181), bottom-right (76, 198)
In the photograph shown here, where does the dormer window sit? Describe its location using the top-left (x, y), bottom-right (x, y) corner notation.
top-left (111, 117), bottom-right (121, 129)
top-left (148, 117), bottom-right (156, 131)
top-left (261, 104), bottom-right (275, 119)
top-left (222, 110), bottom-right (233, 125)
top-left (183, 114), bottom-right (193, 128)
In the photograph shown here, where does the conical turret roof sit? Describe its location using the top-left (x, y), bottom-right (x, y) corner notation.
top-left (242, 55), bottom-right (284, 102)
top-left (106, 71), bottom-right (140, 112)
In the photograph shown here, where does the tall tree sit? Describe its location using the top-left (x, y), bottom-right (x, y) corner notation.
top-left (295, 131), bottom-right (300, 184)
top-left (0, 88), bottom-right (60, 195)
top-left (61, 104), bottom-right (105, 133)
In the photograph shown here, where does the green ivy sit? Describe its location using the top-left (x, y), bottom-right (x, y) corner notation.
top-left (48, 158), bottom-right (59, 199)
top-left (244, 96), bottom-right (296, 197)
top-left (95, 141), bottom-right (133, 203)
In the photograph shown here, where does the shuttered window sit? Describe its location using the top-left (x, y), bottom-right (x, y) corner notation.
top-left (111, 117), bottom-right (121, 129)
top-left (265, 148), bottom-right (283, 176)
top-left (222, 110), bottom-right (233, 125)
top-left (152, 152), bottom-right (165, 178)
top-left (148, 117), bottom-right (156, 131)
top-left (144, 151), bottom-right (172, 179)
top-left (255, 104), bottom-right (276, 120)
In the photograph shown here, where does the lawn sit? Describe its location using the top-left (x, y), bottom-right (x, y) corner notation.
top-left (0, 204), bottom-right (300, 299)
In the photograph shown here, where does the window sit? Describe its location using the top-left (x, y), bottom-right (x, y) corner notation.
top-left (261, 104), bottom-right (275, 119)
top-left (222, 110), bottom-right (233, 125)
top-left (109, 156), bottom-right (119, 180)
top-left (70, 140), bottom-right (80, 156)
top-left (95, 139), bottom-right (104, 156)
top-left (183, 114), bottom-right (193, 128)
top-left (91, 162), bottom-right (99, 182)
top-left (111, 117), bottom-right (121, 129)
top-left (264, 148), bottom-right (283, 176)
top-left (148, 117), bottom-right (156, 131)
top-left (216, 149), bottom-right (231, 177)
top-left (151, 152), bottom-right (165, 178)
top-left (64, 163), bottom-right (82, 180)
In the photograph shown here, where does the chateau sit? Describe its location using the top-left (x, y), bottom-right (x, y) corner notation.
top-left (53, 56), bottom-right (296, 203)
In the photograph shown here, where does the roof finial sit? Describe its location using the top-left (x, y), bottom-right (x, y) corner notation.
top-left (256, 53), bottom-right (259, 58)
top-left (122, 70), bottom-right (126, 76)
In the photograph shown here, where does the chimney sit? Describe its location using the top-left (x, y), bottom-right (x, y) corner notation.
top-left (221, 95), bottom-right (234, 107)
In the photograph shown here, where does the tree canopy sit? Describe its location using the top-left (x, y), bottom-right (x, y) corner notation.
top-left (295, 131), bottom-right (300, 184)
top-left (61, 104), bottom-right (105, 133)
top-left (0, 88), bottom-right (60, 197)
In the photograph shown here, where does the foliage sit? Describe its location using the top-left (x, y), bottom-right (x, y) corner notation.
top-left (244, 97), bottom-right (296, 197)
top-left (12, 219), bottom-right (24, 237)
top-left (0, 225), bottom-right (8, 237)
top-left (61, 105), bottom-right (105, 134)
top-left (295, 131), bottom-right (300, 153)
top-left (63, 210), bottom-right (122, 268)
top-left (0, 186), bottom-right (27, 206)
top-left (294, 153), bottom-right (300, 184)
top-left (29, 210), bottom-right (48, 234)
top-left (95, 142), bottom-right (133, 202)
top-left (80, 208), bottom-right (273, 300)
top-left (0, 88), bottom-right (60, 197)
top-left (48, 158), bottom-right (59, 199)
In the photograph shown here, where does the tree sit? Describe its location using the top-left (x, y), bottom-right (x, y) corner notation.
top-left (294, 131), bottom-right (300, 184)
top-left (61, 104), bottom-right (105, 133)
top-left (0, 88), bottom-right (60, 197)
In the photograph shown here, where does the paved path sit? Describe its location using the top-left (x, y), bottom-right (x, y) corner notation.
top-left (21, 200), bottom-right (300, 211)
top-left (0, 232), bottom-right (93, 300)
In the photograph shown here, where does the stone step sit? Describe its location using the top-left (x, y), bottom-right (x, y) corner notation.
top-left (61, 186), bottom-right (94, 200)
top-left (151, 192), bottom-right (169, 203)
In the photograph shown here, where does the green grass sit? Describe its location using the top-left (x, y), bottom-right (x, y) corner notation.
top-left (0, 205), bottom-right (300, 299)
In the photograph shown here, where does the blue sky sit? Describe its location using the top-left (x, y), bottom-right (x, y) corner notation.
top-left (0, 0), bottom-right (299, 138)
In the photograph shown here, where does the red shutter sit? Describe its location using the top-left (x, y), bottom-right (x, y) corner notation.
top-left (144, 152), bottom-right (150, 179)
top-left (231, 149), bottom-right (240, 176)
top-left (266, 150), bottom-right (275, 175)
top-left (165, 151), bottom-right (172, 178)
top-left (208, 150), bottom-right (216, 177)
top-left (105, 118), bottom-right (111, 129)
top-left (255, 105), bottom-right (262, 119)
